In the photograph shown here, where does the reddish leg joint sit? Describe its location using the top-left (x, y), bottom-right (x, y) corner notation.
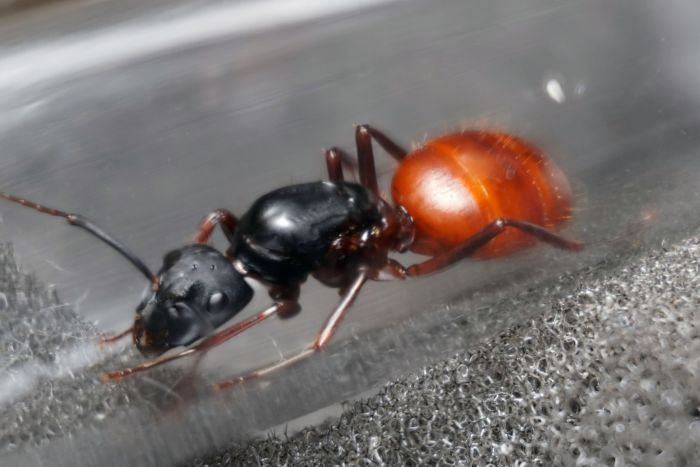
top-left (193, 209), bottom-right (238, 244)
top-left (213, 273), bottom-right (368, 391)
top-left (98, 326), bottom-right (134, 346)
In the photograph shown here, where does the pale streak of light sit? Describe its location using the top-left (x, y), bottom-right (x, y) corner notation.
top-left (0, 0), bottom-right (397, 90)
top-left (0, 339), bottom-right (123, 406)
top-left (70, 289), bottom-right (91, 316)
top-left (44, 258), bottom-right (79, 275)
top-left (140, 375), bottom-right (184, 404)
top-left (270, 336), bottom-right (285, 361)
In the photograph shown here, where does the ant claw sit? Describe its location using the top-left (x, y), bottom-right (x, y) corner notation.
top-left (212, 377), bottom-right (244, 392)
top-left (97, 327), bottom-right (134, 347)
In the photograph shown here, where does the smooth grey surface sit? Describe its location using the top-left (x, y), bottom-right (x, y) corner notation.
top-left (1, 0), bottom-right (700, 465)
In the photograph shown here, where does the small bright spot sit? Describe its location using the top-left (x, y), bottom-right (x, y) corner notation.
top-left (500, 443), bottom-right (514, 455)
top-left (545, 78), bottom-right (566, 103)
top-left (271, 213), bottom-right (294, 229)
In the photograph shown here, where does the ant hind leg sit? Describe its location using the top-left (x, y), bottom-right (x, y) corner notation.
top-left (389, 219), bottom-right (583, 277)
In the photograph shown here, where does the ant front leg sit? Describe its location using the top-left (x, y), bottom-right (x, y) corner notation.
top-left (213, 272), bottom-right (368, 391)
top-left (193, 209), bottom-right (238, 244)
top-left (101, 301), bottom-right (297, 381)
top-left (98, 325), bottom-right (134, 346)
top-left (383, 219), bottom-right (583, 278)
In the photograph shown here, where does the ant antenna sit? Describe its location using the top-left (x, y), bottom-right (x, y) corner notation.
top-left (0, 192), bottom-right (159, 288)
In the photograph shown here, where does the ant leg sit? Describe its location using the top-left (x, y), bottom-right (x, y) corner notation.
top-left (213, 272), bottom-right (368, 391)
top-left (396, 219), bottom-right (584, 277)
top-left (325, 147), bottom-right (358, 182)
top-left (355, 125), bottom-right (409, 196)
top-left (325, 148), bottom-right (345, 181)
top-left (98, 325), bottom-right (134, 346)
top-left (354, 126), bottom-right (380, 195)
top-left (355, 124), bottom-right (408, 162)
top-left (370, 259), bottom-right (409, 281)
top-left (101, 301), bottom-right (296, 381)
top-left (193, 209), bottom-right (238, 244)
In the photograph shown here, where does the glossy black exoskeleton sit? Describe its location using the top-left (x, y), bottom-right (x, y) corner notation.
top-left (134, 244), bottom-right (253, 354)
top-left (230, 181), bottom-right (382, 285)
top-left (0, 125), bottom-right (582, 388)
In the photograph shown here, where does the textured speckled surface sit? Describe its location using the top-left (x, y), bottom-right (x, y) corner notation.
top-left (0, 243), bottom-right (180, 455)
top-left (2, 232), bottom-right (699, 466)
top-left (188, 235), bottom-right (700, 466)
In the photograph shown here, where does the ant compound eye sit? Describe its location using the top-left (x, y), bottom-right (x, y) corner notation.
top-left (207, 291), bottom-right (228, 312)
top-left (167, 306), bottom-right (179, 318)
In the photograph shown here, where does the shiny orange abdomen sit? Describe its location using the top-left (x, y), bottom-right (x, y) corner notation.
top-left (391, 130), bottom-right (573, 258)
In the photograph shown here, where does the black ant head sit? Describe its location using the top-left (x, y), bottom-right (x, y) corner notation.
top-left (133, 244), bottom-right (253, 354)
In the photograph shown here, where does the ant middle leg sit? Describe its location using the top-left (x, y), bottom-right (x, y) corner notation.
top-left (325, 147), bottom-right (358, 182)
top-left (213, 271), bottom-right (368, 391)
top-left (193, 209), bottom-right (238, 244)
top-left (354, 125), bottom-right (409, 197)
top-left (355, 124), bottom-right (408, 162)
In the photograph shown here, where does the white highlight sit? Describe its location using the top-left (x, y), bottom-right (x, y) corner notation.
top-left (420, 169), bottom-right (476, 215)
top-left (0, 0), bottom-right (396, 90)
top-left (545, 78), bottom-right (566, 104)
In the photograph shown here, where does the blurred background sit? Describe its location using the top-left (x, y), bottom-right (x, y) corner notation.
top-left (1, 0), bottom-right (700, 465)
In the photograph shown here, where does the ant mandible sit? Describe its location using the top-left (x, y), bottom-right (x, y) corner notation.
top-left (0, 125), bottom-right (583, 390)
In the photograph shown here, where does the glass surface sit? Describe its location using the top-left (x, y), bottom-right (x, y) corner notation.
top-left (1, 0), bottom-right (699, 465)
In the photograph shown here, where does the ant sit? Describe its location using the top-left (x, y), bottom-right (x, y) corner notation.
top-left (0, 125), bottom-right (583, 390)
